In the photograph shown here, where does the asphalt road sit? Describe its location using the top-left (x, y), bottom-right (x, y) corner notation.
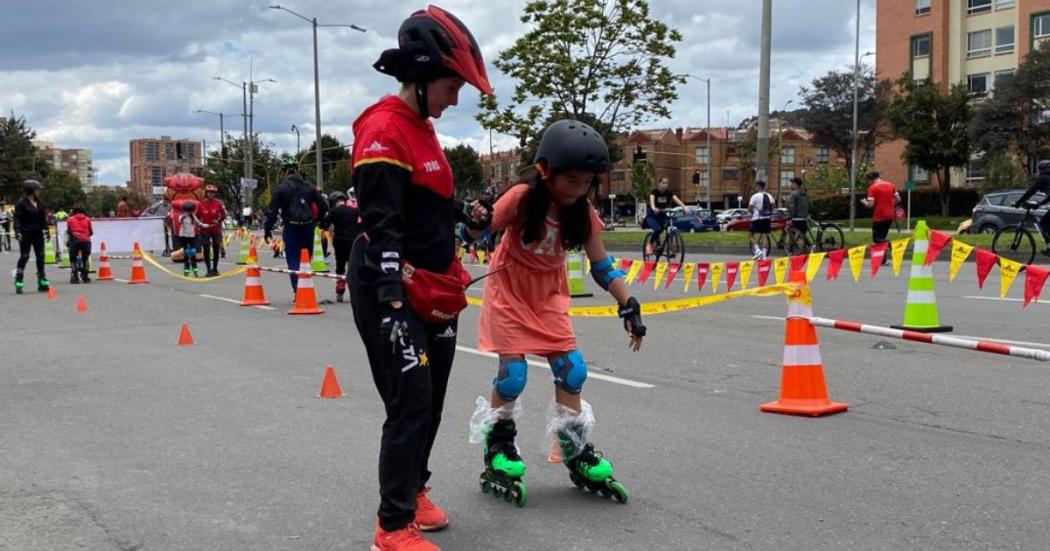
top-left (2, 249), bottom-right (1049, 550)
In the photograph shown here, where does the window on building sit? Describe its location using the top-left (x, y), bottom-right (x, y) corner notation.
top-left (494, 163), bottom-right (502, 179)
top-left (816, 147), bottom-right (830, 164)
top-left (995, 69), bottom-right (1016, 88)
top-left (694, 146), bottom-right (709, 165)
top-left (912, 34), bottom-right (931, 57)
top-left (915, 0), bottom-right (930, 15)
top-left (780, 146), bottom-right (795, 165)
top-left (967, 0), bottom-right (992, 15)
top-left (780, 170), bottom-right (795, 188)
top-left (612, 170), bottom-right (626, 181)
top-left (967, 157), bottom-right (987, 181)
top-left (150, 166), bottom-right (164, 186)
top-left (145, 142), bottom-right (158, 162)
top-left (910, 165), bottom-right (930, 183)
top-left (1035, 13), bottom-right (1050, 40)
top-left (696, 171), bottom-right (709, 187)
top-left (967, 73), bottom-right (990, 95)
top-left (165, 143), bottom-right (175, 161)
top-left (995, 0), bottom-right (1014, 9)
top-left (995, 26), bottom-right (1014, 54)
top-left (722, 168), bottom-right (739, 181)
top-left (967, 29), bottom-right (992, 57)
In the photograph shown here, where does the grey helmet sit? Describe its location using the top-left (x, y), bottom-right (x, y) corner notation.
top-left (328, 191), bottom-right (347, 204)
top-left (533, 120), bottom-right (609, 174)
top-left (23, 180), bottom-right (42, 194)
top-left (1038, 160), bottom-right (1050, 174)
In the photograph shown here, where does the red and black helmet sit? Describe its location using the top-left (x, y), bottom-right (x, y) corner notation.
top-left (205, 184), bottom-right (218, 193)
top-left (374, 5), bottom-right (493, 96)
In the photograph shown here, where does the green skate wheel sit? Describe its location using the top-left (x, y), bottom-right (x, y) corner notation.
top-left (512, 481), bottom-right (527, 507)
top-left (607, 480), bottom-right (628, 504)
top-left (479, 474), bottom-right (491, 494)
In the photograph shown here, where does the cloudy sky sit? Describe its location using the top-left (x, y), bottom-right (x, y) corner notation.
top-left (0, 0), bottom-right (875, 185)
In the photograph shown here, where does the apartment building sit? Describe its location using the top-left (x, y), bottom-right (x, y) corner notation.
top-left (129, 137), bottom-right (203, 200)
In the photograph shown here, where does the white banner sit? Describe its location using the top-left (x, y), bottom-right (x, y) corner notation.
top-left (57, 217), bottom-right (167, 253)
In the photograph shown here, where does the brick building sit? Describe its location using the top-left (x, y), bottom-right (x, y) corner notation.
top-left (478, 148), bottom-right (523, 194)
top-left (129, 137), bottom-right (203, 201)
top-left (876, 0), bottom-right (1050, 188)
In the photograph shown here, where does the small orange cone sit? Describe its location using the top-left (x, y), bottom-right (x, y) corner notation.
top-left (96, 241), bottom-right (114, 281)
top-left (760, 271), bottom-right (847, 417)
top-left (240, 263), bottom-right (270, 306)
top-left (318, 364), bottom-right (344, 398)
top-left (288, 248), bottom-right (324, 315)
top-left (76, 295), bottom-right (87, 312)
top-left (546, 440), bottom-right (562, 463)
top-left (177, 323), bottom-right (195, 346)
top-left (247, 243), bottom-right (258, 265)
top-left (128, 242), bottom-right (149, 284)
top-left (47, 286), bottom-right (57, 300)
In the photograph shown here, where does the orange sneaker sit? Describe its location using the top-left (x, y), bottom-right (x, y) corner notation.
top-left (414, 487), bottom-right (449, 531)
top-left (371, 522), bottom-right (440, 551)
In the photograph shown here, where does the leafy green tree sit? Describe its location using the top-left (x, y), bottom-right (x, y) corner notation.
top-left (980, 154), bottom-right (1028, 194)
top-left (0, 112), bottom-right (41, 201)
top-left (631, 160), bottom-right (654, 200)
top-left (204, 132), bottom-right (282, 212)
top-left (888, 77), bottom-right (972, 216)
top-left (40, 171), bottom-right (86, 212)
top-left (798, 66), bottom-right (893, 176)
top-left (478, 0), bottom-right (682, 165)
top-left (444, 144), bottom-right (484, 199)
top-left (300, 134), bottom-right (350, 194)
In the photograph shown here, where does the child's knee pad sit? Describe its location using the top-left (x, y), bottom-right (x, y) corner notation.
top-left (493, 357), bottom-right (528, 401)
top-left (550, 350), bottom-right (587, 394)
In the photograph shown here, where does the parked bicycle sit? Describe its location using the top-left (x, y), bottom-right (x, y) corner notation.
top-left (991, 202), bottom-right (1048, 266)
top-left (776, 213), bottom-right (845, 256)
top-left (642, 207), bottom-right (685, 264)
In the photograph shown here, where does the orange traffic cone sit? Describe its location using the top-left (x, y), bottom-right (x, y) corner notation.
top-left (318, 364), bottom-right (344, 398)
top-left (76, 295), bottom-right (87, 312)
top-left (288, 248), bottom-right (324, 315)
top-left (128, 242), bottom-right (149, 284)
top-left (760, 271), bottom-right (848, 417)
top-left (240, 264), bottom-right (270, 306)
top-left (546, 440), bottom-right (562, 463)
top-left (47, 286), bottom-right (57, 300)
top-left (247, 243), bottom-right (259, 265)
top-left (177, 323), bottom-right (195, 346)
top-left (96, 241), bottom-right (114, 281)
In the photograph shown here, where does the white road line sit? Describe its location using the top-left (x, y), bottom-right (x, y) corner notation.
top-left (750, 315), bottom-right (1050, 349)
top-left (454, 345), bottom-right (654, 389)
top-left (113, 278), bottom-right (130, 283)
top-left (199, 294), bottom-right (275, 310)
top-left (964, 295), bottom-right (1050, 306)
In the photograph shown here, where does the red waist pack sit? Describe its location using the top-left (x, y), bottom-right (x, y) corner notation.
top-left (402, 258), bottom-right (471, 325)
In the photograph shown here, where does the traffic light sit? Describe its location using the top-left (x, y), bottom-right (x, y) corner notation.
top-left (633, 145), bottom-right (647, 163)
top-left (692, 170), bottom-right (701, 185)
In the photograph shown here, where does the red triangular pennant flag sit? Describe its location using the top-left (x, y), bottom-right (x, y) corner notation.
top-left (724, 262), bottom-right (739, 291)
top-left (757, 258), bottom-right (772, 287)
top-left (826, 248), bottom-right (846, 281)
top-left (924, 230), bottom-right (952, 266)
top-left (696, 263), bottom-right (709, 292)
top-left (870, 242), bottom-right (889, 277)
top-left (664, 263), bottom-right (682, 289)
top-left (619, 258), bottom-right (633, 272)
top-left (637, 261), bottom-right (656, 284)
top-left (1024, 265), bottom-right (1050, 307)
top-left (789, 254), bottom-right (808, 275)
top-left (975, 248), bottom-right (997, 289)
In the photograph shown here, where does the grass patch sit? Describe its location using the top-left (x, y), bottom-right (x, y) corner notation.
top-left (601, 226), bottom-right (998, 250)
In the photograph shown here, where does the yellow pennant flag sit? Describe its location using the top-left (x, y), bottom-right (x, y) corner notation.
top-left (847, 245), bottom-right (867, 282)
top-left (653, 261), bottom-right (668, 289)
top-left (999, 257), bottom-right (1023, 298)
top-left (805, 252), bottom-right (827, 282)
top-left (682, 262), bottom-right (695, 292)
top-left (738, 261), bottom-right (754, 290)
top-left (949, 240), bottom-right (974, 282)
top-left (890, 238), bottom-right (910, 277)
top-left (477, 249), bottom-right (486, 264)
top-left (773, 257), bottom-right (789, 284)
top-left (625, 260), bottom-right (643, 284)
top-left (710, 262), bottom-right (724, 293)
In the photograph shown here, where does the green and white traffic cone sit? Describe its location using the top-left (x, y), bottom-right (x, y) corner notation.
top-left (44, 233), bottom-right (56, 265)
top-left (891, 220), bottom-right (952, 333)
top-left (311, 226), bottom-right (329, 273)
top-left (237, 229), bottom-right (250, 265)
top-left (60, 244), bottom-right (71, 269)
top-left (565, 250), bottom-right (592, 298)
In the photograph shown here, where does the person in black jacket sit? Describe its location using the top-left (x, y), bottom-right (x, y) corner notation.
top-left (13, 180), bottom-right (50, 294)
top-left (322, 191), bottom-right (360, 302)
top-left (263, 159), bottom-right (328, 293)
top-left (1014, 159), bottom-right (1050, 254)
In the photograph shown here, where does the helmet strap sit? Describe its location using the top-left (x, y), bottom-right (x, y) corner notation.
top-left (415, 82), bottom-right (431, 119)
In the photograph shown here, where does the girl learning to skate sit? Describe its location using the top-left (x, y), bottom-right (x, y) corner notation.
top-left (470, 120), bottom-right (646, 506)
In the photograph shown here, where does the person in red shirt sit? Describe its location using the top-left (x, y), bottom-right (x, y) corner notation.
top-left (196, 185), bottom-right (227, 277)
top-left (861, 170), bottom-right (901, 249)
top-left (66, 203), bottom-right (93, 284)
top-left (115, 197), bottom-right (129, 218)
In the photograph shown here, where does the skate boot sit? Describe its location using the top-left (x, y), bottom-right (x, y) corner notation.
top-left (81, 270), bottom-right (91, 284)
top-left (184, 267), bottom-right (192, 277)
top-left (70, 270), bottom-right (81, 284)
top-left (479, 418), bottom-right (527, 506)
top-left (192, 267), bottom-right (200, 278)
top-left (15, 271), bottom-right (24, 294)
top-left (37, 274), bottom-right (50, 293)
top-left (560, 437), bottom-right (628, 503)
top-left (335, 279), bottom-right (346, 303)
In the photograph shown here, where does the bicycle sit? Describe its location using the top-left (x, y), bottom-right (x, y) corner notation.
top-left (776, 213), bottom-right (845, 256)
top-left (991, 202), bottom-right (1048, 266)
top-left (642, 208), bottom-right (685, 264)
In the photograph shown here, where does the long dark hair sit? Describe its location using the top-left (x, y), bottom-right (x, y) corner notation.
top-left (517, 169), bottom-right (596, 250)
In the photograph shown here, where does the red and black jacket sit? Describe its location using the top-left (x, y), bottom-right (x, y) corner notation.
top-left (350, 95), bottom-right (473, 303)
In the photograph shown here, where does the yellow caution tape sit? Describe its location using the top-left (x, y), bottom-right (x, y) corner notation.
top-left (465, 283), bottom-right (798, 317)
top-left (139, 250), bottom-right (248, 282)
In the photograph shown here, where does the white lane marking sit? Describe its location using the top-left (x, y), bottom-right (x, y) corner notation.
top-left (454, 345), bottom-right (655, 389)
top-left (750, 315), bottom-right (1050, 349)
top-left (964, 295), bottom-right (1050, 306)
top-left (199, 293), bottom-right (276, 310)
top-left (114, 278), bottom-right (130, 283)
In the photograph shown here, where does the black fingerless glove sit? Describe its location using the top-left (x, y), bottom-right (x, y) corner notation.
top-left (618, 297), bottom-right (646, 337)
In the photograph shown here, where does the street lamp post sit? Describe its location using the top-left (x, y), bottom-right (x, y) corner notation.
top-left (776, 99), bottom-right (793, 201)
top-left (214, 77), bottom-right (250, 183)
top-left (216, 75), bottom-right (275, 210)
top-left (684, 74), bottom-right (712, 209)
top-left (270, 4), bottom-right (365, 190)
top-left (194, 110), bottom-right (225, 158)
top-left (291, 125), bottom-right (301, 158)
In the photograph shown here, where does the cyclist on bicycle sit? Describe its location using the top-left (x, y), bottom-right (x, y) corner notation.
top-left (644, 176), bottom-right (685, 254)
top-left (748, 180), bottom-right (775, 260)
top-left (1012, 159), bottom-right (1050, 254)
top-left (783, 177), bottom-right (811, 235)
